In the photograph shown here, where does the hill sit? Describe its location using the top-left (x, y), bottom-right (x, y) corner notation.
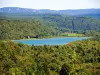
top-left (0, 14), bottom-right (100, 39)
top-left (0, 7), bottom-right (100, 15)
top-left (0, 19), bottom-right (57, 40)
top-left (0, 7), bottom-right (100, 39)
top-left (0, 39), bottom-right (100, 75)
top-left (41, 14), bottom-right (100, 32)
top-left (78, 13), bottom-right (100, 19)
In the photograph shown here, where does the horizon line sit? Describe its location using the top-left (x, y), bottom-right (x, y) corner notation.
top-left (0, 6), bottom-right (100, 10)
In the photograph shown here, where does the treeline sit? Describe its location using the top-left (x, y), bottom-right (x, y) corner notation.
top-left (1, 13), bottom-right (100, 34)
top-left (0, 39), bottom-right (100, 75)
top-left (42, 14), bottom-right (100, 33)
top-left (1, 14), bottom-right (100, 40)
top-left (0, 19), bottom-right (57, 40)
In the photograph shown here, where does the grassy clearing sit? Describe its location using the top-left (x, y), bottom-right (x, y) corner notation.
top-left (61, 33), bottom-right (84, 37)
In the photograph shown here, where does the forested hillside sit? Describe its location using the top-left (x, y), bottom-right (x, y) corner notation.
top-left (0, 39), bottom-right (100, 75)
top-left (0, 19), bottom-right (57, 40)
top-left (42, 14), bottom-right (100, 32)
top-left (78, 13), bottom-right (100, 19)
top-left (0, 13), bottom-right (100, 40)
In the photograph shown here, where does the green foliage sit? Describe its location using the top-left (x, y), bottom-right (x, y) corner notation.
top-left (0, 39), bottom-right (100, 75)
top-left (60, 64), bottom-right (70, 75)
top-left (1, 14), bottom-right (100, 39)
top-left (0, 19), bottom-right (57, 40)
top-left (42, 14), bottom-right (100, 32)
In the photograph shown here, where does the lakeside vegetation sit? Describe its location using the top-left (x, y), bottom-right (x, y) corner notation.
top-left (0, 38), bottom-right (100, 75)
top-left (0, 19), bottom-right (57, 40)
top-left (0, 15), bottom-right (100, 40)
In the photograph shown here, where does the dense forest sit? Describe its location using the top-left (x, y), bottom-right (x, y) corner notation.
top-left (0, 38), bottom-right (100, 75)
top-left (0, 19), bottom-right (57, 40)
top-left (42, 14), bottom-right (100, 32)
top-left (0, 13), bottom-right (100, 40)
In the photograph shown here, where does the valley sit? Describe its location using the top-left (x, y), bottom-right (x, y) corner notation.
top-left (0, 7), bottom-right (100, 75)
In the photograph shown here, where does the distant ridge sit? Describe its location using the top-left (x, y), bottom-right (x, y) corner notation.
top-left (0, 7), bottom-right (38, 13)
top-left (0, 7), bottom-right (100, 15)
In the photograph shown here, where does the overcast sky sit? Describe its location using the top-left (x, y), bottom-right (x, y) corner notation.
top-left (0, 0), bottom-right (100, 10)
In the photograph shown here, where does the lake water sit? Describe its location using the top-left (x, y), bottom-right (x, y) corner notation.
top-left (14, 37), bottom-right (88, 45)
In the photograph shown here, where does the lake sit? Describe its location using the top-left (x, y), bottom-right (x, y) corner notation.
top-left (14, 37), bottom-right (88, 45)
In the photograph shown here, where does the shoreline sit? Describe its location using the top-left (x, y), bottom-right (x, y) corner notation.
top-left (13, 36), bottom-right (91, 41)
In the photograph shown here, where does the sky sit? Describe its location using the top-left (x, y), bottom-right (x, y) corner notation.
top-left (0, 0), bottom-right (100, 10)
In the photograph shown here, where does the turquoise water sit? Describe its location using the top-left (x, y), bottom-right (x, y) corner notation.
top-left (14, 37), bottom-right (88, 45)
